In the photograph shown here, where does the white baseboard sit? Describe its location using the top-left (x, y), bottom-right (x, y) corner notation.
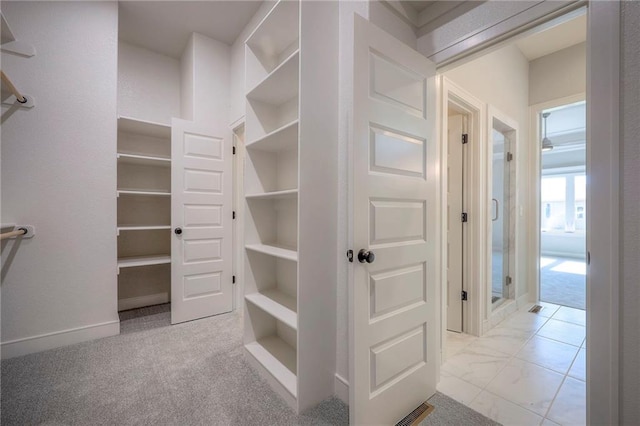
top-left (334, 373), bottom-right (349, 404)
top-left (118, 292), bottom-right (169, 311)
top-left (1, 320), bottom-right (120, 359)
top-left (516, 292), bottom-right (531, 309)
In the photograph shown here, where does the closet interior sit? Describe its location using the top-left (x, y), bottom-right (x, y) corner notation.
top-left (114, 0), bottom-right (338, 413)
top-left (117, 118), bottom-right (173, 311)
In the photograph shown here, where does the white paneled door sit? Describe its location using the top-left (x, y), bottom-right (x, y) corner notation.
top-left (351, 15), bottom-right (438, 425)
top-left (171, 118), bottom-right (233, 324)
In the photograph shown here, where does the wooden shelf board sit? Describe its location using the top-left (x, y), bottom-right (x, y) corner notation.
top-left (246, 50), bottom-right (299, 106)
top-left (117, 153), bottom-right (171, 167)
top-left (245, 189), bottom-right (298, 200)
top-left (245, 336), bottom-right (297, 397)
top-left (118, 116), bottom-right (171, 139)
top-left (245, 243), bottom-right (298, 262)
top-left (245, 289), bottom-right (297, 330)
top-left (117, 190), bottom-right (171, 197)
top-left (117, 225), bottom-right (171, 232)
top-left (246, 120), bottom-right (298, 152)
top-left (118, 255), bottom-right (171, 269)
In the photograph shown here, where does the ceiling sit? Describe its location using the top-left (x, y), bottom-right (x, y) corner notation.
top-left (404, 1), bottom-right (436, 13)
top-left (515, 13), bottom-right (586, 61)
top-left (118, 1), bottom-right (263, 58)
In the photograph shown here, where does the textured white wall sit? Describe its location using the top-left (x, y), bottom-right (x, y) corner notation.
top-left (180, 35), bottom-right (194, 121)
top-left (444, 44), bottom-right (531, 300)
top-left (118, 42), bottom-right (181, 125)
top-left (620, 1), bottom-right (640, 422)
top-left (190, 33), bottom-right (230, 128)
top-left (529, 42), bottom-right (586, 106)
top-left (1, 2), bottom-right (119, 351)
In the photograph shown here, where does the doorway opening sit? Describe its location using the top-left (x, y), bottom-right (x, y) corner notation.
top-left (437, 8), bottom-right (587, 426)
top-left (537, 101), bottom-right (586, 310)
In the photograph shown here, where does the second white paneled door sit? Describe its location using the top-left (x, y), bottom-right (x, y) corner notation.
top-left (171, 118), bottom-right (233, 324)
top-left (351, 15), bottom-right (438, 425)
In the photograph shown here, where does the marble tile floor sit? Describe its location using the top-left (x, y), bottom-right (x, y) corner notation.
top-left (438, 302), bottom-right (586, 425)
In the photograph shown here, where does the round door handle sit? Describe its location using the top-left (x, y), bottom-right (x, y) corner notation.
top-left (358, 249), bottom-right (375, 264)
top-left (174, 227), bottom-right (182, 235)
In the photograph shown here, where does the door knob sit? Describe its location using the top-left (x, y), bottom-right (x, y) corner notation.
top-left (174, 227), bottom-right (182, 235)
top-left (358, 249), bottom-right (375, 264)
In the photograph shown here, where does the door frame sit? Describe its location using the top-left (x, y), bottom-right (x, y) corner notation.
top-left (231, 121), bottom-right (246, 312)
top-left (429, 3), bottom-right (620, 424)
top-left (486, 106), bottom-right (520, 326)
top-left (440, 78), bottom-right (485, 340)
top-left (528, 93), bottom-right (586, 305)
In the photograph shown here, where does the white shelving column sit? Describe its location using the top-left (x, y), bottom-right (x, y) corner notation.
top-left (243, 0), bottom-right (338, 413)
top-left (116, 116), bottom-right (173, 311)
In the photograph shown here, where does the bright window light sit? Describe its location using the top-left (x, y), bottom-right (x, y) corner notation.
top-left (540, 257), bottom-right (556, 268)
top-left (551, 260), bottom-right (586, 275)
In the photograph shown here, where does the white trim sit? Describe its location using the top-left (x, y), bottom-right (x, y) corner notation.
top-left (528, 93), bottom-right (586, 304)
top-left (232, 121), bottom-right (246, 312)
top-left (118, 293), bottom-right (169, 312)
top-left (334, 373), bottom-right (349, 404)
top-left (440, 77), bottom-right (486, 340)
top-left (1, 320), bottom-right (120, 359)
top-left (229, 115), bottom-right (245, 131)
top-left (586, 2), bottom-right (619, 424)
top-left (486, 106), bottom-right (519, 318)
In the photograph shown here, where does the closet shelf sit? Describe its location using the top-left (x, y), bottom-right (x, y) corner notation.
top-left (117, 153), bottom-right (171, 167)
top-left (117, 225), bottom-right (171, 232)
top-left (118, 255), bottom-right (171, 270)
top-left (246, 289), bottom-right (297, 330)
top-left (246, 50), bottom-right (299, 106)
top-left (246, 120), bottom-right (298, 152)
top-left (245, 0), bottom-right (299, 64)
top-left (245, 243), bottom-right (298, 262)
top-left (118, 116), bottom-right (171, 139)
top-left (246, 189), bottom-right (298, 200)
top-left (117, 190), bottom-right (171, 197)
top-left (245, 336), bottom-right (297, 397)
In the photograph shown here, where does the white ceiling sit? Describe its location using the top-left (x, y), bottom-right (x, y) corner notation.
top-left (118, 1), bottom-right (263, 58)
top-left (515, 13), bottom-right (586, 61)
top-left (404, 1), bottom-right (436, 13)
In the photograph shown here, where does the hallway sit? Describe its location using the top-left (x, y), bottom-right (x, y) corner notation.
top-left (439, 302), bottom-right (586, 425)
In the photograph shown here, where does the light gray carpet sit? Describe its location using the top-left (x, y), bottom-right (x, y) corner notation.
top-left (2, 309), bottom-right (499, 425)
top-left (540, 257), bottom-right (586, 310)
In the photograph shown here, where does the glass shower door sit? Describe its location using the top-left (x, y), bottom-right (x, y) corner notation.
top-left (491, 127), bottom-right (512, 307)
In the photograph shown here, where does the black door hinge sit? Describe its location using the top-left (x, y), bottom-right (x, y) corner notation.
top-left (462, 134), bottom-right (469, 144)
top-left (461, 290), bottom-right (468, 301)
top-left (507, 152), bottom-right (513, 162)
top-left (233, 146), bottom-right (236, 155)
top-left (346, 249), bottom-right (354, 263)
top-left (461, 212), bottom-right (468, 223)
top-left (506, 275), bottom-right (512, 285)
top-left (233, 211), bottom-right (236, 219)
top-left (232, 275), bottom-right (236, 284)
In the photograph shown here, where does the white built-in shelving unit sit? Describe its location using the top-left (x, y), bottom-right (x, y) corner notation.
top-left (243, 0), bottom-right (338, 413)
top-left (116, 116), bottom-right (172, 311)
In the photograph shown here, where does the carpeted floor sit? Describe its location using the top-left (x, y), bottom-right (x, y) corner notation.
top-left (539, 257), bottom-right (586, 310)
top-left (1, 308), bottom-right (499, 425)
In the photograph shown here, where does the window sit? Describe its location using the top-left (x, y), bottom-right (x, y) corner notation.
top-left (541, 173), bottom-right (586, 232)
